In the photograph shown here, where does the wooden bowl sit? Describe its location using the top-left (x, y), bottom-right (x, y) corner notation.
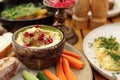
top-left (12, 25), bottom-right (65, 69)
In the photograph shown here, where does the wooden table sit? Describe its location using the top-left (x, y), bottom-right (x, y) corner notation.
top-left (65, 14), bottom-right (120, 80)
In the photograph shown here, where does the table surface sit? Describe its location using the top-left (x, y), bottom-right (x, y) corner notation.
top-left (5, 9), bottom-right (120, 80)
top-left (65, 14), bottom-right (120, 80)
top-left (1, 0), bottom-right (119, 79)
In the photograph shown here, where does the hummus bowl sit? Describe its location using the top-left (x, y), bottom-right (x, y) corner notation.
top-left (12, 25), bottom-right (65, 69)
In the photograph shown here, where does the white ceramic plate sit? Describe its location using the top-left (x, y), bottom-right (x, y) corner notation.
top-left (83, 23), bottom-right (120, 80)
top-left (66, 0), bottom-right (120, 18)
top-left (10, 43), bottom-right (93, 80)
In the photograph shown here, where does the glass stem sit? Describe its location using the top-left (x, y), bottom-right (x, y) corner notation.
top-left (55, 8), bottom-right (67, 30)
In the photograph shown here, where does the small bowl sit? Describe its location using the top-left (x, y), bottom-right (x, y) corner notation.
top-left (12, 25), bottom-right (65, 69)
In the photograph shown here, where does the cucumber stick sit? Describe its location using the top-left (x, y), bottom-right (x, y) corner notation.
top-left (36, 71), bottom-right (48, 80)
top-left (22, 70), bottom-right (39, 80)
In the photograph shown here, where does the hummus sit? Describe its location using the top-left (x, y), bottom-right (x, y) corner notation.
top-left (16, 25), bottom-right (62, 49)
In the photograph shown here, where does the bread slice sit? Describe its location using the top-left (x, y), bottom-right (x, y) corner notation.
top-left (0, 57), bottom-right (19, 80)
top-left (0, 32), bottom-right (13, 59)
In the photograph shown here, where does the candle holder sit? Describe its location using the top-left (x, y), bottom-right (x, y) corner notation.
top-left (43, 0), bottom-right (79, 44)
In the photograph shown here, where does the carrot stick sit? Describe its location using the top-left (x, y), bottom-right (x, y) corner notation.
top-left (70, 69), bottom-right (77, 80)
top-left (61, 54), bottom-right (84, 70)
top-left (63, 49), bottom-right (81, 59)
top-left (56, 58), bottom-right (67, 80)
top-left (62, 57), bottom-right (77, 80)
top-left (43, 69), bottom-right (59, 80)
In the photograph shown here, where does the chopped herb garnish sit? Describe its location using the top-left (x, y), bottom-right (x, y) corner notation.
top-left (98, 36), bottom-right (119, 50)
top-left (91, 36), bottom-right (120, 70)
top-left (114, 71), bottom-right (120, 75)
top-left (106, 50), bottom-right (120, 61)
top-left (112, 73), bottom-right (117, 79)
top-left (88, 42), bottom-right (93, 48)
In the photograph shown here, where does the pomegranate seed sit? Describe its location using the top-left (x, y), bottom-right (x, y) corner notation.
top-left (24, 44), bottom-right (27, 47)
top-left (48, 36), bottom-right (53, 43)
top-left (29, 33), bottom-right (34, 37)
top-left (44, 40), bottom-right (49, 44)
top-left (24, 43), bottom-right (32, 47)
top-left (24, 32), bottom-right (29, 37)
top-left (34, 24), bottom-right (40, 28)
top-left (38, 33), bottom-right (44, 40)
top-left (44, 36), bottom-right (53, 44)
